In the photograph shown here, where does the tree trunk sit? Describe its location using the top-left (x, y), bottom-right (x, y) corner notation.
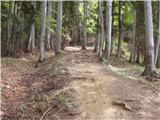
top-left (78, 23), bottom-right (81, 44)
top-left (20, 14), bottom-right (24, 52)
top-left (130, 8), bottom-right (136, 63)
top-left (143, 1), bottom-right (155, 75)
top-left (116, 1), bottom-right (122, 58)
top-left (157, 49), bottom-right (160, 67)
top-left (155, 1), bottom-right (160, 67)
top-left (93, 29), bottom-right (100, 53)
top-left (93, 5), bottom-right (101, 53)
top-left (111, 1), bottom-right (114, 55)
top-left (104, 0), bottom-right (112, 61)
top-left (46, 1), bottom-right (52, 50)
top-left (10, 2), bottom-right (16, 56)
top-left (50, 2), bottom-right (56, 49)
top-left (7, 1), bottom-right (12, 55)
top-left (82, 1), bottom-right (87, 50)
top-left (39, 1), bottom-right (47, 62)
top-left (28, 2), bottom-right (36, 53)
top-left (31, 1), bottom-right (36, 52)
top-left (27, 25), bottom-right (32, 52)
top-left (136, 46), bottom-right (140, 64)
top-left (31, 22), bottom-right (35, 52)
top-left (55, 1), bottom-right (62, 55)
top-left (98, 1), bottom-right (104, 57)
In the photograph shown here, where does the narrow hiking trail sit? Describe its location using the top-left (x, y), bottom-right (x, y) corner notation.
top-left (66, 47), bottom-right (160, 120)
top-left (2, 46), bottom-right (160, 120)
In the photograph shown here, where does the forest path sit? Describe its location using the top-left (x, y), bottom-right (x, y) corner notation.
top-left (1, 46), bottom-right (160, 120)
top-left (65, 46), bottom-right (160, 120)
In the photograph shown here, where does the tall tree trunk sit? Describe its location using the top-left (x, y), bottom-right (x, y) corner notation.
top-left (136, 11), bottom-right (141, 64)
top-left (130, 8), bottom-right (136, 63)
top-left (93, 4), bottom-right (101, 53)
top-left (78, 22), bottom-right (81, 44)
top-left (98, 1), bottom-right (104, 57)
top-left (55, 1), bottom-right (62, 55)
top-left (93, 30), bottom-right (100, 53)
top-left (20, 14), bottom-right (24, 52)
top-left (116, 1), bottom-right (122, 57)
top-left (143, 1), bottom-right (155, 75)
top-left (46, 1), bottom-right (52, 50)
top-left (29, 23), bottom-right (36, 52)
top-left (31, 1), bottom-right (36, 52)
top-left (7, 1), bottom-right (12, 55)
top-left (10, 2), bottom-right (16, 56)
top-left (136, 46), bottom-right (140, 64)
top-left (28, 2), bottom-right (36, 53)
top-left (50, 2), bottom-right (56, 49)
top-left (104, 0), bottom-right (112, 61)
top-left (82, 1), bottom-right (87, 50)
top-left (28, 25), bottom-right (32, 52)
top-left (157, 49), bottom-right (160, 67)
top-left (39, 1), bottom-right (47, 62)
top-left (155, 1), bottom-right (160, 66)
top-left (111, 1), bottom-right (114, 55)
top-left (31, 21), bottom-right (35, 52)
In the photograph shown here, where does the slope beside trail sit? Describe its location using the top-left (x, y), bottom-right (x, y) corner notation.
top-left (65, 46), bottom-right (160, 120)
top-left (1, 46), bottom-right (160, 120)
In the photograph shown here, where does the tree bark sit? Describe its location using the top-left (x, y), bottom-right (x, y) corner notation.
top-left (7, 1), bottom-right (12, 55)
top-left (93, 4), bottom-right (101, 53)
top-left (28, 2), bottom-right (36, 53)
top-left (136, 46), bottom-right (140, 64)
top-left (50, 2), bottom-right (56, 49)
top-left (10, 2), bottom-right (16, 56)
top-left (46, 1), bottom-right (52, 50)
top-left (116, 1), bottom-right (122, 58)
top-left (157, 49), bottom-right (160, 67)
top-left (111, 1), bottom-right (114, 55)
top-left (130, 8), bottom-right (136, 63)
top-left (31, 22), bottom-right (35, 52)
top-left (104, 0), bottom-right (112, 61)
top-left (98, 1), bottom-right (104, 57)
top-left (55, 1), bottom-right (62, 55)
top-left (27, 25), bottom-right (32, 52)
top-left (82, 1), bottom-right (87, 50)
top-left (39, 1), bottom-right (47, 62)
top-left (155, 1), bottom-right (160, 67)
top-left (143, 1), bottom-right (155, 75)
top-left (20, 14), bottom-right (24, 52)
top-left (31, 1), bottom-right (36, 52)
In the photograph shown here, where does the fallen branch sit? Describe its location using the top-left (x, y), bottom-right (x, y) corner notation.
top-left (39, 98), bottom-right (60, 120)
top-left (0, 83), bottom-right (10, 89)
top-left (39, 90), bottom-right (67, 120)
top-left (112, 101), bottom-right (133, 112)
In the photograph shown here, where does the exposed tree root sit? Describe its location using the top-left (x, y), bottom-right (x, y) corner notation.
top-left (112, 101), bottom-right (133, 112)
top-left (141, 70), bottom-right (160, 82)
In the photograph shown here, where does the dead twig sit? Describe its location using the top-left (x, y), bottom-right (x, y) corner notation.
top-left (112, 101), bottom-right (133, 112)
top-left (39, 90), bottom-right (67, 120)
top-left (39, 99), bottom-right (59, 120)
top-left (0, 83), bottom-right (10, 89)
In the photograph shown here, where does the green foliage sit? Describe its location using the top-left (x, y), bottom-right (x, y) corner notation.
top-left (113, 1), bottom-right (134, 32)
top-left (87, 1), bottom-right (98, 35)
top-left (123, 3), bottom-right (133, 26)
top-left (112, 38), bottom-right (130, 59)
top-left (63, 1), bottom-right (81, 32)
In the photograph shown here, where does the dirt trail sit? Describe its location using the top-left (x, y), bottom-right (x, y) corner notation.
top-left (65, 46), bottom-right (160, 120)
top-left (1, 46), bottom-right (160, 120)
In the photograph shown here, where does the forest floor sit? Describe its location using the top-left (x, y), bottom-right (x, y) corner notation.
top-left (1, 46), bottom-right (160, 120)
